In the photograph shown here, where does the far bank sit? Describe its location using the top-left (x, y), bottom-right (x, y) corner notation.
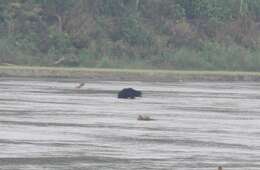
top-left (0, 66), bottom-right (260, 82)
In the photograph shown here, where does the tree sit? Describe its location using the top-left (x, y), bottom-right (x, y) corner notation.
top-left (35, 0), bottom-right (74, 32)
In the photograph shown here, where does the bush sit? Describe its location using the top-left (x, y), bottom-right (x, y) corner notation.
top-left (0, 36), bottom-right (40, 65)
top-left (46, 27), bottom-right (74, 54)
top-left (145, 40), bottom-right (260, 71)
top-left (78, 49), bottom-right (96, 67)
top-left (172, 48), bottom-right (212, 70)
top-left (118, 15), bottom-right (152, 47)
top-left (167, 20), bottom-right (202, 49)
top-left (199, 42), bottom-right (256, 70)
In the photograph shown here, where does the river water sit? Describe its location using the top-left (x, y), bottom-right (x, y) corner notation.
top-left (0, 78), bottom-right (259, 170)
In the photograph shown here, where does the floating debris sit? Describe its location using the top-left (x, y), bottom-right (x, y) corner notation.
top-left (137, 115), bottom-right (154, 121)
top-left (76, 82), bottom-right (85, 89)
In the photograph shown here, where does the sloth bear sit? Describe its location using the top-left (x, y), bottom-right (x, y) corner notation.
top-left (118, 88), bottom-right (142, 99)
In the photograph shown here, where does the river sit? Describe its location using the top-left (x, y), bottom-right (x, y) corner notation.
top-left (0, 78), bottom-right (259, 170)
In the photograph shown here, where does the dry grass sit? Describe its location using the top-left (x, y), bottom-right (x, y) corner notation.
top-left (0, 66), bottom-right (260, 82)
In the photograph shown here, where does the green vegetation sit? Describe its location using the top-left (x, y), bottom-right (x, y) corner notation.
top-left (1, 0), bottom-right (260, 71)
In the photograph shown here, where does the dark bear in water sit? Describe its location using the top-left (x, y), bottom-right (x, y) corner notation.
top-left (118, 88), bottom-right (142, 99)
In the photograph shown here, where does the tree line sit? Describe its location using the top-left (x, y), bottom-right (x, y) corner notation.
top-left (1, 0), bottom-right (260, 71)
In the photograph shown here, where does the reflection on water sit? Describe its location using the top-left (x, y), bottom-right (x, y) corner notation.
top-left (0, 78), bottom-right (260, 170)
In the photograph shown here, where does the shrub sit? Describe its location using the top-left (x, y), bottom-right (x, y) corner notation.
top-left (0, 35), bottom-right (40, 65)
top-left (118, 15), bottom-right (152, 47)
top-left (172, 47), bottom-right (212, 70)
top-left (79, 49), bottom-right (97, 67)
top-left (167, 20), bottom-right (202, 49)
top-left (46, 27), bottom-right (74, 54)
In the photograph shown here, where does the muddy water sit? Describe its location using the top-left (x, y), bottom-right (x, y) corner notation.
top-left (0, 78), bottom-right (259, 170)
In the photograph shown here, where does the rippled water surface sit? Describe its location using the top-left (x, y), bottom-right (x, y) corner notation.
top-left (0, 78), bottom-right (260, 170)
